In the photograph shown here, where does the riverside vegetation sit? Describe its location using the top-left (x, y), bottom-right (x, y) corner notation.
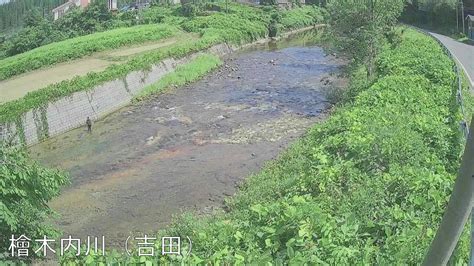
top-left (63, 20), bottom-right (469, 266)
top-left (0, 0), bottom-right (471, 264)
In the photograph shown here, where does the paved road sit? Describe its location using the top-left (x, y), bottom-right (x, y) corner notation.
top-left (430, 32), bottom-right (474, 88)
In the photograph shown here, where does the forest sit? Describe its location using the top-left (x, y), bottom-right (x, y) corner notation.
top-left (0, 0), bottom-right (67, 33)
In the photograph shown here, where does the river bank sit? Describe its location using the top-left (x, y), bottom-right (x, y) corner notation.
top-left (30, 30), bottom-right (346, 248)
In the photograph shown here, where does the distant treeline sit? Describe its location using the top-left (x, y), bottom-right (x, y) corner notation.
top-left (0, 0), bottom-right (139, 34)
top-left (0, 0), bottom-right (67, 33)
top-left (402, 0), bottom-right (474, 33)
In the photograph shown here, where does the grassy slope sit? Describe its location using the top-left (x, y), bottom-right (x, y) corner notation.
top-left (0, 24), bottom-right (179, 81)
top-left (134, 53), bottom-right (222, 100)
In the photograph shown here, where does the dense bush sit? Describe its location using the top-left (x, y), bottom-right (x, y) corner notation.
top-left (0, 143), bottom-right (68, 258)
top-left (279, 5), bottom-right (326, 30)
top-left (3, 0), bottom-right (119, 57)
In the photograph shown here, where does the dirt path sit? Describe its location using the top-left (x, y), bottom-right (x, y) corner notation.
top-left (30, 33), bottom-right (345, 248)
top-left (0, 33), bottom-right (197, 104)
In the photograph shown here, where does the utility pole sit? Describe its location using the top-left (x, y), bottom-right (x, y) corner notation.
top-left (457, 0), bottom-right (459, 33)
top-left (462, 1), bottom-right (466, 35)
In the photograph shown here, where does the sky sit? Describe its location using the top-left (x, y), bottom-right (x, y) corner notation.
top-left (0, 0), bottom-right (9, 4)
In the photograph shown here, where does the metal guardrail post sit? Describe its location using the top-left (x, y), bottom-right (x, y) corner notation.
top-left (422, 116), bottom-right (474, 266)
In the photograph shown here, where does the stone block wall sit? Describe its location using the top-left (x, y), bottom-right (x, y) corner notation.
top-left (0, 43), bottom-right (234, 146)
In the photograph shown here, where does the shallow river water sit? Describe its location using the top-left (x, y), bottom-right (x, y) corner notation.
top-left (30, 30), bottom-right (345, 247)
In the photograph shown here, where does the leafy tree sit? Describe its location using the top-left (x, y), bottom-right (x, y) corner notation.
top-left (328, 0), bottom-right (404, 77)
top-left (4, 19), bottom-right (65, 55)
top-left (23, 8), bottom-right (44, 27)
top-left (0, 143), bottom-right (69, 252)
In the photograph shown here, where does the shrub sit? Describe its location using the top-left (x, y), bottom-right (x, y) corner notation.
top-left (0, 143), bottom-right (68, 256)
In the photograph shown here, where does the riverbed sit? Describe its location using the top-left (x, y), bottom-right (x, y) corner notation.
top-left (30, 30), bottom-right (346, 247)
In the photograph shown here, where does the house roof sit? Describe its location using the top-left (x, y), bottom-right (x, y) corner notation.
top-left (467, 15), bottom-right (474, 21)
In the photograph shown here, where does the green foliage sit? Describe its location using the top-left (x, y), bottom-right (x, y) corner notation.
top-left (0, 0), bottom-right (66, 32)
top-left (58, 27), bottom-right (469, 265)
top-left (279, 5), bottom-right (326, 30)
top-left (180, 3), bottom-right (270, 44)
top-left (157, 28), bottom-right (466, 264)
top-left (135, 53), bottom-right (222, 100)
top-left (55, 0), bottom-right (114, 38)
top-left (0, 143), bottom-right (69, 253)
top-left (0, 24), bottom-right (178, 81)
top-left (4, 19), bottom-right (66, 56)
top-left (328, 0), bottom-right (404, 76)
top-left (3, 0), bottom-right (120, 57)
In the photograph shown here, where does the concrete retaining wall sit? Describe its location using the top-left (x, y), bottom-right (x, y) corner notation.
top-left (0, 43), bottom-right (234, 146)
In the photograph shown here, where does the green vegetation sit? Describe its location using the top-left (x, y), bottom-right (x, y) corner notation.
top-left (0, 24), bottom-right (179, 80)
top-left (0, 4), bottom-right (324, 128)
top-left (1, 0), bottom-right (119, 57)
top-left (0, 143), bottom-right (68, 259)
top-left (157, 27), bottom-right (467, 264)
top-left (402, 0), bottom-right (474, 36)
top-left (135, 53), bottom-right (222, 100)
top-left (328, 0), bottom-right (404, 77)
top-left (59, 26), bottom-right (470, 265)
top-left (0, 0), bottom-right (66, 32)
top-left (3, 1), bottom-right (470, 264)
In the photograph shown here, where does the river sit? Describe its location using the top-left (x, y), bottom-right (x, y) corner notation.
top-left (29, 30), bottom-right (346, 247)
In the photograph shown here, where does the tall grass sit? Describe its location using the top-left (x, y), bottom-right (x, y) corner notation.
top-left (135, 53), bottom-right (222, 100)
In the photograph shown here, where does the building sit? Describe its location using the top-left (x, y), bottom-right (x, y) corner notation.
top-left (52, 0), bottom-right (118, 20)
top-left (52, 0), bottom-right (90, 20)
top-left (108, 0), bottom-right (118, 11)
top-left (468, 15), bottom-right (474, 40)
